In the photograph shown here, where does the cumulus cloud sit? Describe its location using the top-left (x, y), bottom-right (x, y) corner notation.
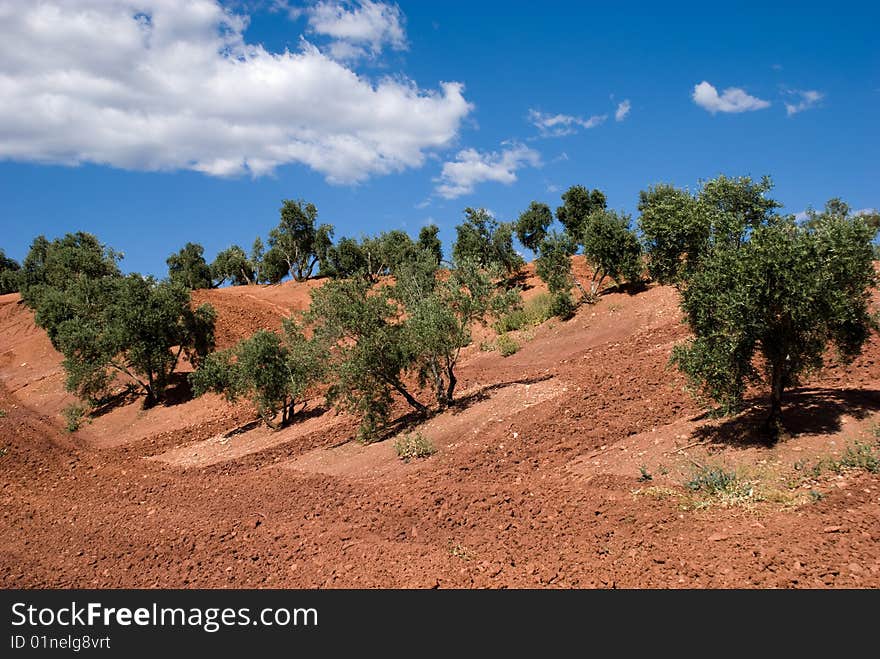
top-left (0, 0), bottom-right (471, 182)
top-left (528, 109), bottom-right (606, 137)
top-left (615, 99), bottom-right (631, 122)
top-left (434, 143), bottom-right (541, 199)
top-left (301, 1), bottom-right (407, 61)
top-left (784, 89), bottom-right (824, 116)
top-left (692, 81), bottom-right (770, 114)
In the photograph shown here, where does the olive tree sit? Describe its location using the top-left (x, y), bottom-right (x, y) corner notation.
top-left (307, 276), bottom-right (426, 441)
top-left (515, 201), bottom-right (554, 252)
top-left (0, 249), bottom-right (21, 294)
top-left (519, 187), bottom-right (641, 311)
top-left (671, 214), bottom-right (876, 441)
top-left (166, 242), bottom-right (213, 290)
top-left (191, 322), bottom-right (324, 429)
top-left (57, 275), bottom-right (216, 407)
top-left (417, 224), bottom-right (443, 265)
top-left (211, 245), bottom-right (255, 286)
top-left (581, 209), bottom-right (643, 299)
top-left (452, 207), bottom-right (524, 277)
top-left (268, 199), bottom-right (334, 282)
top-left (396, 253), bottom-right (518, 408)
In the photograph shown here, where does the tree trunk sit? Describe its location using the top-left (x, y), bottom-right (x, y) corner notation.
top-left (442, 366), bottom-right (457, 408)
top-left (764, 361), bottom-right (785, 444)
top-left (390, 380), bottom-right (429, 415)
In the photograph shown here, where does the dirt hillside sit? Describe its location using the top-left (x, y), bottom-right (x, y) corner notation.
top-left (2, 262), bottom-right (879, 588)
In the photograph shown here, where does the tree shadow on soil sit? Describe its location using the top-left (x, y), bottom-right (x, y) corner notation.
top-left (364, 374), bottom-right (555, 445)
top-left (691, 387), bottom-right (880, 448)
top-left (448, 374), bottom-right (554, 414)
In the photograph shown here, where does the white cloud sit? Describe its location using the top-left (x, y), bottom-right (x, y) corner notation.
top-left (692, 81), bottom-right (770, 114)
top-left (784, 89), bottom-right (824, 116)
top-left (528, 109), bottom-right (606, 137)
top-left (302, 1), bottom-right (407, 61)
top-left (434, 143), bottom-right (541, 199)
top-left (0, 0), bottom-right (471, 182)
top-left (615, 99), bottom-right (631, 122)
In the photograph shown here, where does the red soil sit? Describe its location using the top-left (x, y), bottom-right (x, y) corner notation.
top-left (2, 262), bottom-right (879, 588)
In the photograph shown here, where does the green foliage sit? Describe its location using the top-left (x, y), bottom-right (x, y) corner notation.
top-left (639, 176), bottom-right (781, 286)
top-left (638, 465), bottom-right (653, 482)
top-left (393, 432), bottom-right (436, 461)
top-left (581, 210), bottom-right (643, 298)
top-left (0, 249), bottom-right (21, 294)
top-left (56, 275), bottom-right (216, 406)
top-left (323, 236), bottom-right (367, 279)
top-left (62, 403), bottom-right (87, 433)
top-left (496, 333), bottom-right (519, 357)
top-left (820, 442), bottom-right (880, 474)
top-left (534, 231), bottom-right (578, 314)
top-left (549, 291), bottom-right (576, 319)
top-left (309, 248), bottom-right (517, 440)
top-left (261, 245), bottom-right (291, 284)
top-left (417, 224), bottom-right (443, 265)
top-left (637, 184), bottom-right (707, 284)
top-left (191, 322), bottom-right (324, 429)
top-left (211, 245), bottom-right (255, 286)
top-left (556, 185), bottom-right (607, 239)
top-left (21, 234), bottom-right (216, 407)
top-left (401, 255), bottom-right (519, 407)
top-left (452, 208), bottom-right (524, 277)
top-left (525, 188), bottom-right (640, 312)
top-left (322, 230), bottom-right (429, 281)
top-left (268, 199), bottom-right (334, 282)
top-left (166, 242), bottom-right (213, 290)
top-left (308, 275), bottom-right (422, 441)
top-left (685, 467), bottom-right (738, 494)
top-left (698, 175), bottom-right (781, 247)
top-left (672, 212), bottom-right (877, 439)
top-left (494, 292), bottom-right (556, 332)
top-left (19, 232), bottom-right (121, 313)
top-left (515, 201), bottom-right (553, 251)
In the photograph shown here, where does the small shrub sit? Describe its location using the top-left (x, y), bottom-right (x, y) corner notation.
top-left (62, 403), bottom-right (87, 432)
top-left (394, 432), bottom-right (436, 462)
top-left (494, 308), bottom-right (528, 333)
top-left (836, 442), bottom-right (880, 473)
top-left (637, 465), bottom-right (653, 482)
top-left (494, 293), bottom-right (557, 332)
top-left (523, 293), bottom-right (556, 325)
top-left (448, 542), bottom-right (474, 561)
top-left (0, 446), bottom-right (7, 458)
top-left (549, 291), bottom-right (576, 319)
top-left (496, 334), bottom-right (519, 357)
top-left (685, 467), bottom-right (738, 494)
top-left (479, 340), bottom-right (496, 352)
top-left (0, 409), bottom-right (6, 418)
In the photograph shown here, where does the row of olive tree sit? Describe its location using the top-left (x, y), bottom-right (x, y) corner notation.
top-left (191, 232), bottom-right (518, 441)
top-left (165, 199), bottom-right (446, 290)
top-left (515, 186), bottom-right (643, 318)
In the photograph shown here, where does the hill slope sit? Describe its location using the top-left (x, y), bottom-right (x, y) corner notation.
top-left (2, 265), bottom-right (879, 588)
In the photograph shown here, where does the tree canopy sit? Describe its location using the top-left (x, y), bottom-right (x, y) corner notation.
top-left (166, 242), bottom-right (213, 290)
top-left (452, 207), bottom-right (523, 277)
top-left (267, 199), bottom-right (334, 282)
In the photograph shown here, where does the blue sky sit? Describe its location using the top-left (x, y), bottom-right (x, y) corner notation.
top-left (1, 0), bottom-right (877, 276)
